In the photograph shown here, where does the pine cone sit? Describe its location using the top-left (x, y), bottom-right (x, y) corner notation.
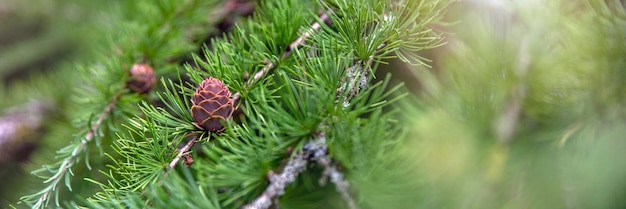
top-left (127, 63), bottom-right (156, 94)
top-left (191, 78), bottom-right (234, 132)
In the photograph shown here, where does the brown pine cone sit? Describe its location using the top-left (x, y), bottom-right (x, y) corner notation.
top-left (127, 63), bottom-right (156, 94)
top-left (191, 78), bottom-right (234, 132)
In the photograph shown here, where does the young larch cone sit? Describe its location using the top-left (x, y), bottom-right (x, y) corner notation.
top-left (191, 78), bottom-right (234, 132)
top-left (127, 63), bottom-right (156, 94)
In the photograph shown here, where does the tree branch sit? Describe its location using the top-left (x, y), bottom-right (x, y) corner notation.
top-left (242, 137), bottom-right (328, 209)
top-left (28, 92), bottom-right (121, 209)
top-left (232, 12), bottom-right (330, 103)
top-left (241, 12), bottom-right (347, 208)
top-left (243, 134), bottom-right (358, 209)
top-left (252, 40), bottom-right (390, 209)
top-left (244, 12), bottom-right (391, 209)
top-left (168, 11), bottom-right (331, 173)
top-left (312, 133), bottom-right (358, 209)
top-left (168, 9), bottom-right (332, 198)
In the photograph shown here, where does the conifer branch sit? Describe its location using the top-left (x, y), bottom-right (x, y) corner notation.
top-left (169, 8), bottom-right (332, 177)
top-left (243, 134), bottom-right (357, 209)
top-left (244, 11), bottom-right (397, 209)
top-left (168, 9), bottom-right (332, 193)
top-left (232, 12), bottom-right (330, 103)
top-left (315, 42), bottom-right (388, 209)
top-left (27, 91), bottom-right (122, 209)
top-left (241, 11), bottom-right (340, 209)
top-left (243, 137), bottom-right (329, 209)
top-left (245, 41), bottom-right (388, 209)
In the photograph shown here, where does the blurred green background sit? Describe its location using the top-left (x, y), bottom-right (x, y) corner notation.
top-left (0, 0), bottom-right (117, 205)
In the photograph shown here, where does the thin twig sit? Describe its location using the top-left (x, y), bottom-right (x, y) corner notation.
top-left (168, 135), bottom-right (198, 169)
top-left (232, 12), bottom-right (330, 103)
top-left (286, 12), bottom-right (327, 58)
top-left (242, 137), bottom-right (327, 209)
top-left (31, 93), bottom-right (120, 209)
top-left (242, 152), bottom-right (307, 209)
top-left (311, 133), bottom-right (358, 209)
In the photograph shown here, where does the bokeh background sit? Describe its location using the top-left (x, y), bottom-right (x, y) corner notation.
top-left (0, 0), bottom-right (117, 205)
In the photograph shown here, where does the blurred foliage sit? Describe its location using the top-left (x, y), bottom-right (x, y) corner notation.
top-left (394, 1), bottom-right (626, 208)
top-left (0, 0), bottom-right (120, 205)
top-left (0, 0), bottom-right (113, 87)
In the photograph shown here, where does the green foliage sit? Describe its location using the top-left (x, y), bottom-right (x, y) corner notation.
top-left (73, 0), bottom-right (452, 208)
top-left (23, 0), bottom-right (626, 209)
top-left (84, 170), bottom-right (221, 209)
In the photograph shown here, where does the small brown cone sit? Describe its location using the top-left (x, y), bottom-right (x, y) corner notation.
top-left (127, 63), bottom-right (156, 94)
top-left (190, 78), bottom-right (234, 132)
